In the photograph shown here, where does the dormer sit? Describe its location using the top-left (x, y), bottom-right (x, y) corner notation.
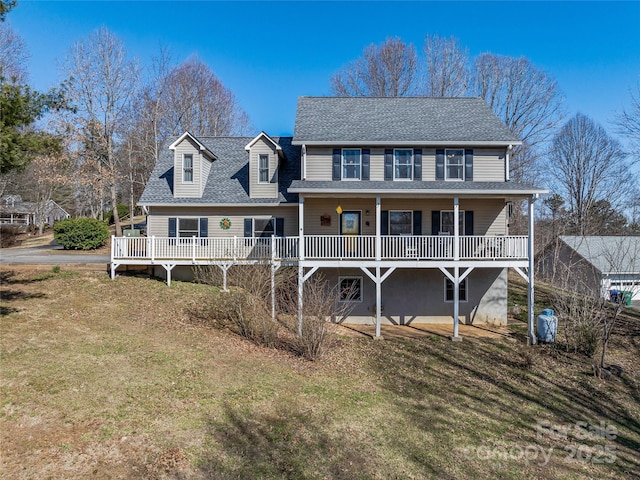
top-left (245, 132), bottom-right (281, 199)
top-left (169, 132), bottom-right (217, 198)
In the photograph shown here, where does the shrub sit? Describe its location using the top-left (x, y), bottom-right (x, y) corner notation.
top-left (54, 217), bottom-right (109, 250)
top-left (105, 204), bottom-right (129, 225)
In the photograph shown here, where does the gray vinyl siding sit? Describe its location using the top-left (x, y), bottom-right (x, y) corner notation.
top-left (302, 198), bottom-right (506, 236)
top-left (473, 149), bottom-right (506, 181)
top-left (147, 206), bottom-right (298, 237)
top-left (304, 146), bottom-right (506, 182)
top-left (249, 138), bottom-right (279, 199)
top-left (174, 137), bottom-right (204, 198)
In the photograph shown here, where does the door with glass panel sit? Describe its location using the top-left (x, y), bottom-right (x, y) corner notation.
top-left (340, 211), bottom-right (361, 257)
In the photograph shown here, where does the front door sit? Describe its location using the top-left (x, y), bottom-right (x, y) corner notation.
top-left (340, 211), bottom-right (361, 257)
top-left (340, 211), bottom-right (361, 235)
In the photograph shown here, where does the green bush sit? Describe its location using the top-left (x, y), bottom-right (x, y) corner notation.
top-left (54, 217), bottom-right (109, 250)
top-left (106, 204), bottom-right (130, 224)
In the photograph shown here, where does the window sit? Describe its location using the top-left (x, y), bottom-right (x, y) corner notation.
top-left (259, 154), bottom-right (269, 183)
top-left (178, 218), bottom-right (199, 238)
top-left (394, 149), bottom-right (413, 180)
top-left (440, 210), bottom-right (464, 235)
top-left (253, 218), bottom-right (275, 238)
top-left (342, 149), bottom-right (361, 180)
top-left (339, 277), bottom-right (362, 302)
top-left (389, 211), bottom-right (412, 235)
top-left (445, 149), bottom-right (464, 180)
top-left (183, 154), bottom-right (193, 182)
top-left (445, 278), bottom-right (468, 302)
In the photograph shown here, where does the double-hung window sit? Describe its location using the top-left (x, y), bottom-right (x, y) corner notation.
top-left (253, 218), bottom-right (275, 238)
top-left (339, 277), bottom-right (362, 302)
top-left (183, 154), bottom-right (194, 183)
top-left (445, 278), bottom-right (468, 302)
top-left (178, 218), bottom-right (199, 241)
top-left (342, 149), bottom-right (361, 180)
top-left (445, 149), bottom-right (464, 180)
top-left (440, 210), bottom-right (464, 235)
top-left (259, 154), bottom-right (269, 183)
top-left (389, 211), bottom-right (412, 235)
top-left (394, 149), bottom-right (413, 180)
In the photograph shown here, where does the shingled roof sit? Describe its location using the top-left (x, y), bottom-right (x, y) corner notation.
top-left (139, 136), bottom-right (301, 206)
top-left (293, 97), bottom-right (521, 145)
top-left (559, 236), bottom-right (640, 274)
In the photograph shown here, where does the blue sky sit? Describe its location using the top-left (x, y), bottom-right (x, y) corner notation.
top-left (7, 1), bottom-right (640, 137)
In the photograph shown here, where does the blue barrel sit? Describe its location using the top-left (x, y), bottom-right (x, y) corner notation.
top-left (537, 308), bottom-right (558, 343)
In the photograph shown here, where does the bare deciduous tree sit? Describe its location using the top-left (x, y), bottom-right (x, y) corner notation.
top-left (63, 27), bottom-right (140, 236)
top-left (0, 20), bottom-right (28, 82)
top-left (613, 81), bottom-right (640, 159)
top-left (474, 54), bottom-right (564, 184)
top-left (158, 56), bottom-right (251, 137)
top-left (330, 37), bottom-right (418, 97)
top-left (549, 113), bottom-right (630, 236)
top-left (422, 34), bottom-right (471, 97)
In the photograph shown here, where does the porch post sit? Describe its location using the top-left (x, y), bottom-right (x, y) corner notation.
top-left (528, 195), bottom-right (538, 345)
top-left (375, 266), bottom-right (382, 338)
top-left (375, 196), bottom-right (381, 261)
top-left (298, 195), bottom-right (305, 261)
top-left (298, 195), bottom-right (304, 336)
top-left (453, 197), bottom-right (459, 260)
top-left (453, 266), bottom-right (460, 338)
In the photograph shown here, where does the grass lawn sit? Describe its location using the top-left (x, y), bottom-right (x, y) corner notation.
top-left (1, 265), bottom-right (639, 479)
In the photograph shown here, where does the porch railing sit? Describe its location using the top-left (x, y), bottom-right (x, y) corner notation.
top-left (112, 235), bottom-right (528, 263)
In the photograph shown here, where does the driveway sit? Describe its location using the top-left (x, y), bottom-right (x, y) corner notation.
top-left (0, 244), bottom-right (110, 266)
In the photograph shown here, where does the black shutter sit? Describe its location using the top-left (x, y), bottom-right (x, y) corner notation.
top-left (431, 211), bottom-right (440, 235)
top-left (199, 218), bottom-right (208, 237)
top-left (275, 217), bottom-right (284, 237)
top-left (384, 149), bottom-right (393, 180)
top-left (332, 149), bottom-right (341, 180)
top-left (465, 211), bottom-right (474, 235)
top-left (465, 149), bottom-right (473, 181)
top-left (244, 218), bottom-right (252, 237)
top-left (413, 211), bottom-right (422, 235)
top-left (413, 149), bottom-right (422, 180)
top-left (381, 210), bottom-right (389, 235)
top-left (168, 217), bottom-right (177, 237)
top-left (362, 149), bottom-right (370, 180)
top-left (436, 149), bottom-right (445, 180)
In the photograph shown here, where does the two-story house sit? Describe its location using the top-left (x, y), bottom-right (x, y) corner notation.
top-left (112, 97), bottom-right (546, 341)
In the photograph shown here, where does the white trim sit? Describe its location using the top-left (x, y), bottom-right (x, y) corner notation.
top-left (341, 148), bottom-right (362, 181)
top-left (182, 153), bottom-right (194, 183)
top-left (445, 148), bottom-right (464, 181)
top-left (388, 210), bottom-right (413, 236)
top-left (169, 131), bottom-right (217, 160)
top-left (338, 276), bottom-right (363, 303)
top-left (258, 154), bottom-right (270, 184)
top-left (292, 140), bottom-right (523, 147)
top-left (244, 131), bottom-right (282, 151)
top-left (444, 277), bottom-right (468, 303)
top-left (393, 148), bottom-right (413, 181)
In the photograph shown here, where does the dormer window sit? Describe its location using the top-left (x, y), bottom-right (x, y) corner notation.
top-left (183, 154), bottom-right (194, 183)
top-left (259, 154), bottom-right (269, 183)
top-left (342, 149), bottom-right (361, 180)
top-left (445, 149), bottom-right (464, 180)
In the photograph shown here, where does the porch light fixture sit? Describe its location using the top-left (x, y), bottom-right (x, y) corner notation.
top-left (336, 205), bottom-right (343, 214)
top-left (365, 210), bottom-right (370, 216)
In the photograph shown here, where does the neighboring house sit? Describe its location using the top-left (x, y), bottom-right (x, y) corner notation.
top-left (112, 97), bottom-right (547, 339)
top-left (537, 235), bottom-right (640, 301)
top-left (0, 195), bottom-right (70, 226)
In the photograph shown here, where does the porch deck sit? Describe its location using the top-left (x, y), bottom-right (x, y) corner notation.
top-left (111, 234), bottom-right (528, 265)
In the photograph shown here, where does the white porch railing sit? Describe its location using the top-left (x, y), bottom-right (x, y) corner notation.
top-left (112, 235), bottom-right (528, 263)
